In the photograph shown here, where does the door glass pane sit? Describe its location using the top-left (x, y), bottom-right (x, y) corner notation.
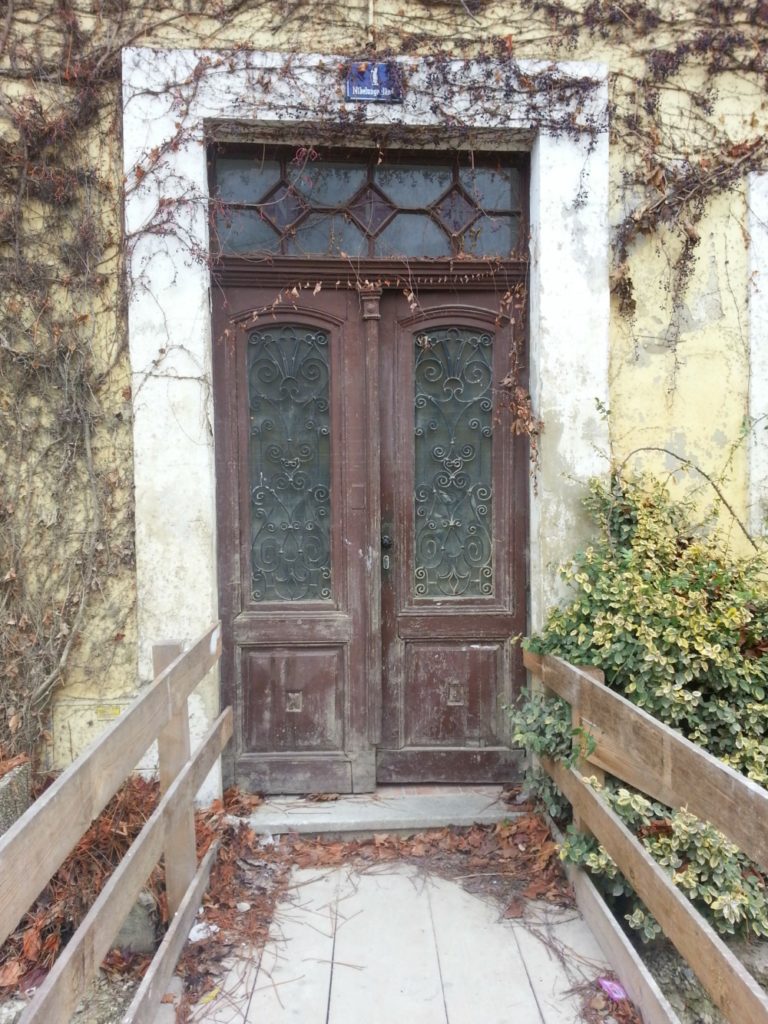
top-left (215, 157), bottom-right (280, 204)
top-left (376, 214), bottom-right (451, 257)
top-left (459, 166), bottom-right (521, 211)
top-left (349, 186), bottom-right (396, 233)
top-left (288, 162), bottom-right (367, 206)
top-left (462, 214), bottom-right (520, 256)
top-left (213, 147), bottom-right (525, 258)
top-left (414, 327), bottom-right (493, 598)
top-left (260, 184), bottom-right (307, 228)
top-left (247, 325), bottom-right (332, 602)
top-left (284, 213), bottom-right (367, 257)
top-left (435, 188), bottom-right (477, 233)
top-left (374, 165), bottom-right (452, 207)
top-left (215, 207), bottom-right (280, 254)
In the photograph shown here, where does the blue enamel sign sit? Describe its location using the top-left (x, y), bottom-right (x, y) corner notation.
top-left (345, 61), bottom-right (403, 103)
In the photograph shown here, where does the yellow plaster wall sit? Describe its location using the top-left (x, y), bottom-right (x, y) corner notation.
top-left (610, 191), bottom-right (750, 497)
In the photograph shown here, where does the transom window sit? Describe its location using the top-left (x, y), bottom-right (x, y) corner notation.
top-left (211, 146), bottom-right (526, 259)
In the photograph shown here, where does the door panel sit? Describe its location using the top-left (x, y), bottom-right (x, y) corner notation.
top-left (242, 646), bottom-right (345, 752)
top-left (377, 292), bottom-right (526, 783)
top-left (401, 641), bottom-right (500, 746)
top-left (214, 288), bottom-right (378, 794)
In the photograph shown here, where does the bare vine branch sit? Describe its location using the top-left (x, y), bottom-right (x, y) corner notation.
top-left (616, 446), bottom-right (759, 552)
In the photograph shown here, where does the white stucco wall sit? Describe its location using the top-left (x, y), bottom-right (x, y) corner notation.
top-left (121, 48), bottom-right (610, 777)
top-left (749, 172), bottom-right (768, 536)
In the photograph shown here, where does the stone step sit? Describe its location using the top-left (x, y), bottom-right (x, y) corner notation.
top-left (245, 784), bottom-right (522, 838)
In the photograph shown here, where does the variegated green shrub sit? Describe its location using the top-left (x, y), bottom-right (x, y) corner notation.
top-left (509, 693), bottom-right (768, 939)
top-left (561, 780), bottom-right (768, 940)
top-left (513, 475), bottom-right (768, 939)
top-left (526, 476), bottom-right (768, 784)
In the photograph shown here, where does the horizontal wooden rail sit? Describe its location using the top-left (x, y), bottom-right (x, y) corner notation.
top-left (0, 622), bottom-right (226, 1024)
top-left (122, 839), bottom-right (221, 1024)
top-left (0, 622), bottom-right (221, 948)
top-left (546, 758), bottom-right (768, 1024)
top-left (526, 651), bottom-right (768, 1024)
top-left (549, 818), bottom-right (682, 1024)
top-left (19, 709), bottom-right (232, 1024)
top-left (525, 651), bottom-right (768, 874)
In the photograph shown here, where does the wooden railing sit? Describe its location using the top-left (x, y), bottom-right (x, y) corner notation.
top-left (0, 622), bottom-right (231, 1024)
top-left (525, 650), bottom-right (768, 1024)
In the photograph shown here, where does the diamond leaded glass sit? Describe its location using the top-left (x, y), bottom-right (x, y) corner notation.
top-left (247, 324), bottom-right (332, 602)
top-left (214, 147), bottom-right (524, 258)
top-left (413, 327), bottom-right (493, 598)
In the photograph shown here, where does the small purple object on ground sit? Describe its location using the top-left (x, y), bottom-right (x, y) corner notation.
top-left (598, 977), bottom-right (628, 1002)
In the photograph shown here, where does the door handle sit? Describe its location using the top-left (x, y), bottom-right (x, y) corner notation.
top-left (381, 534), bottom-right (393, 549)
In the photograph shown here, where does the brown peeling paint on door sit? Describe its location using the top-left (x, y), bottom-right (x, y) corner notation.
top-left (213, 287), bottom-right (378, 794)
top-left (213, 279), bottom-right (527, 793)
top-left (377, 291), bottom-right (527, 783)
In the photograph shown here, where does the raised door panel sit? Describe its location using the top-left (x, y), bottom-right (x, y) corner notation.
top-left (242, 647), bottom-right (345, 752)
top-left (402, 642), bottom-right (501, 747)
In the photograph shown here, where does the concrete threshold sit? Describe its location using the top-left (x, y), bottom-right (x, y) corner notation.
top-left (246, 784), bottom-right (520, 837)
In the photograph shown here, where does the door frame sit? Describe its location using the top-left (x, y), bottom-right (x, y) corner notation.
top-left (122, 48), bottom-right (610, 799)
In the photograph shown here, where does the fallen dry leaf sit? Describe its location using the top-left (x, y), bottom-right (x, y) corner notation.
top-left (504, 899), bottom-right (525, 918)
top-left (0, 960), bottom-right (22, 988)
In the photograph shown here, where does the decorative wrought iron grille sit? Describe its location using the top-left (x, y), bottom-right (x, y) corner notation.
top-left (247, 324), bottom-right (332, 602)
top-left (213, 147), bottom-right (524, 259)
top-left (413, 326), bottom-right (494, 598)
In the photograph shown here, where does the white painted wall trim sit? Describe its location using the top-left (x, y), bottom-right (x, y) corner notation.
top-left (121, 47), bottom-right (610, 764)
top-left (528, 125), bottom-right (610, 629)
top-left (748, 172), bottom-right (768, 536)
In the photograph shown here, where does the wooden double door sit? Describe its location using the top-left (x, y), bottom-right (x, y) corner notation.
top-left (214, 282), bottom-right (527, 793)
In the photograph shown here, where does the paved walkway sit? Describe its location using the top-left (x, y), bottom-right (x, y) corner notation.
top-left (188, 864), bottom-right (610, 1024)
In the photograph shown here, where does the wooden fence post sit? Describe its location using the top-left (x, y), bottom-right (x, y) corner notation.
top-left (571, 665), bottom-right (605, 832)
top-left (153, 643), bottom-right (197, 918)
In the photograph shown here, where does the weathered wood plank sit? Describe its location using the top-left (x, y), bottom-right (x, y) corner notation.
top-left (376, 746), bottom-right (522, 784)
top-left (548, 809), bottom-right (680, 1024)
top-left (544, 757), bottom-right (768, 1024)
top-left (555, 833), bottom-right (681, 1024)
top-left (155, 643), bottom-right (197, 918)
top-left (19, 708), bottom-right (232, 1024)
top-left (122, 839), bottom-right (220, 1024)
top-left (568, 664), bottom-right (605, 830)
top-left (525, 651), bottom-right (768, 873)
top-left (0, 623), bottom-right (221, 947)
top-left (362, 292), bottom-right (383, 747)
